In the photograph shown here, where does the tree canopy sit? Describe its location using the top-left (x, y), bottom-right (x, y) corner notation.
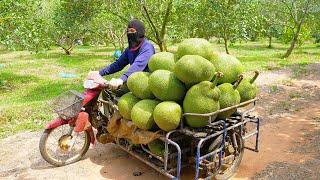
top-left (0, 0), bottom-right (319, 57)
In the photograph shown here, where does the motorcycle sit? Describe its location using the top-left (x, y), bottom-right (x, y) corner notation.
top-left (39, 72), bottom-right (116, 166)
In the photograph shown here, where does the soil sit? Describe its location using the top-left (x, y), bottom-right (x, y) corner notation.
top-left (0, 63), bottom-right (319, 180)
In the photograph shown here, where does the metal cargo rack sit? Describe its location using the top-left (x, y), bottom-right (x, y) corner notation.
top-left (116, 98), bottom-right (260, 180)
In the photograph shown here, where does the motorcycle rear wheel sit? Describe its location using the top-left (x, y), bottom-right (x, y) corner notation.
top-left (39, 125), bottom-right (90, 166)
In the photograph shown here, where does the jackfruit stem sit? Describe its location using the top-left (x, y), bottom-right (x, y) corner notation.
top-left (211, 72), bottom-right (223, 88)
top-left (250, 70), bottom-right (259, 84)
top-left (233, 74), bottom-right (244, 89)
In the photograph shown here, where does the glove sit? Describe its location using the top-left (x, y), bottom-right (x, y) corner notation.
top-left (108, 78), bottom-right (123, 90)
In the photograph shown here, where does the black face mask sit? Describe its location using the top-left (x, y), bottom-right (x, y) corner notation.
top-left (127, 19), bottom-right (145, 49)
top-left (127, 32), bottom-right (141, 49)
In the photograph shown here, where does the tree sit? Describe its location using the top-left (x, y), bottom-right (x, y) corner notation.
top-left (0, 0), bottom-right (55, 52)
top-left (89, 9), bottom-right (127, 52)
top-left (258, 1), bottom-right (283, 48)
top-left (53, 0), bottom-right (103, 55)
top-left (279, 0), bottom-right (319, 58)
top-left (207, 0), bottom-right (242, 54)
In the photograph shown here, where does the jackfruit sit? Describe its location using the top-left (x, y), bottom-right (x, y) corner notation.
top-left (174, 55), bottom-right (216, 86)
top-left (154, 101), bottom-right (181, 131)
top-left (148, 52), bottom-right (175, 72)
top-left (148, 139), bottom-right (165, 156)
top-left (118, 92), bottom-right (140, 120)
top-left (183, 72), bottom-right (223, 127)
top-left (127, 72), bottom-right (154, 99)
top-left (175, 38), bottom-right (217, 61)
top-left (217, 75), bottom-right (243, 119)
top-left (211, 54), bottom-right (244, 84)
top-left (131, 99), bottom-right (160, 130)
top-left (149, 70), bottom-right (186, 101)
top-left (236, 71), bottom-right (259, 102)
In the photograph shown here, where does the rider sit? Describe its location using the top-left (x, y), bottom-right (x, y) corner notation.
top-left (99, 19), bottom-right (155, 90)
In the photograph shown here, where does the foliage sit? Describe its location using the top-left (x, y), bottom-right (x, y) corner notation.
top-left (52, 0), bottom-right (103, 55)
top-left (0, 0), bottom-right (319, 55)
top-left (0, 0), bottom-right (55, 52)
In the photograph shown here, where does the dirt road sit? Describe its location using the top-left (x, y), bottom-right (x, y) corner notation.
top-left (1, 64), bottom-right (319, 180)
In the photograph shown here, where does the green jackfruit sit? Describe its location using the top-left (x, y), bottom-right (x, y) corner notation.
top-left (183, 73), bottom-right (222, 128)
top-left (149, 70), bottom-right (186, 101)
top-left (127, 72), bottom-right (154, 99)
top-left (174, 55), bottom-right (216, 86)
top-left (237, 71), bottom-right (259, 102)
top-left (212, 54), bottom-right (244, 84)
top-left (118, 92), bottom-right (140, 119)
top-left (217, 75), bottom-right (243, 119)
top-left (148, 52), bottom-right (175, 72)
top-left (175, 38), bottom-right (217, 61)
top-left (131, 99), bottom-right (160, 130)
top-left (154, 101), bottom-right (181, 131)
top-left (148, 139), bottom-right (165, 156)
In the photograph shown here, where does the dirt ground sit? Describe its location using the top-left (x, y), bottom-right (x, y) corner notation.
top-left (0, 63), bottom-right (319, 180)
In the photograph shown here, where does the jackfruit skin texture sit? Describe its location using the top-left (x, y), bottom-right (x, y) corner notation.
top-left (118, 92), bottom-right (140, 120)
top-left (217, 83), bottom-right (241, 119)
top-left (175, 38), bottom-right (217, 61)
top-left (148, 52), bottom-right (175, 72)
top-left (236, 78), bottom-right (258, 102)
top-left (212, 54), bottom-right (244, 84)
top-left (131, 99), bottom-right (160, 130)
top-left (174, 55), bottom-right (216, 86)
top-left (153, 101), bottom-right (181, 131)
top-left (127, 72), bottom-right (155, 99)
top-left (183, 81), bottom-right (220, 127)
top-left (149, 70), bottom-right (186, 101)
top-left (148, 139), bottom-right (165, 156)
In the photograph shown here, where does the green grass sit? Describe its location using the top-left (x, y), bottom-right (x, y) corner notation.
top-left (0, 46), bottom-right (124, 138)
top-left (0, 40), bottom-right (319, 138)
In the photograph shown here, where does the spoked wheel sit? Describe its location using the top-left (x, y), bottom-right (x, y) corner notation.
top-left (212, 131), bottom-right (244, 180)
top-left (39, 124), bottom-right (90, 166)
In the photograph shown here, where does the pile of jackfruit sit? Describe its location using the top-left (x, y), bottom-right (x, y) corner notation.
top-left (118, 38), bottom-right (259, 132)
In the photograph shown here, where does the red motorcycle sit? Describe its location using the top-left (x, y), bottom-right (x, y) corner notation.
top-left (39, 72), bottom-right (116, 166)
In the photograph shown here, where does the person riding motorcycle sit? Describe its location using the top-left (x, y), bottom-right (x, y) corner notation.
top-left (98, 19), bottom-right (155, 92)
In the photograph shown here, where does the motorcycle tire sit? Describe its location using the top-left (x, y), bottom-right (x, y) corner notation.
top-left (39, 128), bottom-right (90, 167)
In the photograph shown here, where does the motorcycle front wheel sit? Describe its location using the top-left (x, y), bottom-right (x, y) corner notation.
top-left (39, 124), bottom-right (90, 166)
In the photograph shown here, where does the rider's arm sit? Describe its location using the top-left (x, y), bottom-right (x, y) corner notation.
top-left (99, 49), bottom-right (129, 76)
top-left (120, 44), bottom-right (155, 82)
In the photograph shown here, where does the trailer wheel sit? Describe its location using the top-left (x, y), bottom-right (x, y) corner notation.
top-left (213, 131), bottom-right (244, 180)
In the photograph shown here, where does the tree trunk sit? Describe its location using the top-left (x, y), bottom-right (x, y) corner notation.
top-left (282, 22), bottom-right (303, 58)
top-left (158, 41), bottom-right (166, 52)
top-left (282, 0), bottom-right (311, 58)
top-left (217, 38), bottom-right (221, 44)
top-left (268, 36), bottom-right (272, 48)
top-left (223, 37), bottom-right (229, 54)
top-left (61, 46), bottom-right (72, 55)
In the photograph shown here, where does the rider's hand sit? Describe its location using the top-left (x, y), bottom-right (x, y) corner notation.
top-left (108, 78), bottom-right (123, 90)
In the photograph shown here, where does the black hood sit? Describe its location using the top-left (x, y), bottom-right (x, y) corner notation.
top-left (127, 19), bottom-right (145, 49)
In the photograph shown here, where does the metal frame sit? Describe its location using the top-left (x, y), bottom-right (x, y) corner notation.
top-left (100, 97), bottom-right (260, 180)
top-left (115, 133), bottom-right (184, 179)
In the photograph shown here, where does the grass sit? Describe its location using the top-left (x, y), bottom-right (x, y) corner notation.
top-left (0, 40), bottom-right (319, 138)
